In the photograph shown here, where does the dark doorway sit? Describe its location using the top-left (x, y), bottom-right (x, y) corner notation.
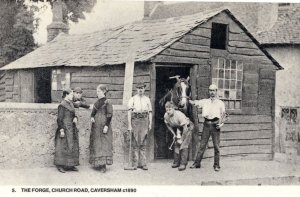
top-left (154, 66), bottom-right (190, 159)
top-left (34, 68), bottom-right (52, 103)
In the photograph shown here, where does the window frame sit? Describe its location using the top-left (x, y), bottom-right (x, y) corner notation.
top-left (211, 57), bottom-right (243, 111)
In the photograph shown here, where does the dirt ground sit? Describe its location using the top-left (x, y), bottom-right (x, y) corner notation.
top-left (1, 159), bottom-right (300, 186)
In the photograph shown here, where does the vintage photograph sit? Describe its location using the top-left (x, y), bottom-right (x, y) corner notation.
top-left (0, 0), bottom-right (299, 195)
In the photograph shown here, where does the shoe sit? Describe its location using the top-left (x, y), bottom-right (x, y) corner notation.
top-left (178, 165), bottom-right (186, 171)
top-left (171, 163), bottom-right (180, 168)
top-left (214, 166), bottom-right (221, 172)
top-left (142, 165), bottom-right (148, 170)
top-left (190, 163), bottom-right (201, 169)
top-left (57, 166), bottom-right (66, 173)
top-left (100, 166), bottom-right (107, 173)
top-left (70, 167), bottom-right (79, 171)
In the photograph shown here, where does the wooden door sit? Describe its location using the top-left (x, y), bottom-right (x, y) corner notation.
top-left (19, 70), bottom-right (35, 103)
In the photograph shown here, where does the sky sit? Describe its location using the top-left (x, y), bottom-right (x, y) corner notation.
top-left (27, 0), bottom-right (294, 45)
top-left (27, 0), bottom-right (144, 45)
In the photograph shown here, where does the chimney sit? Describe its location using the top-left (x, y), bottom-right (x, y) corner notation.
top-left (47, 0), bottom-right (69, 42)
top-left (257, 3), bottom-right (278, 33)
top-left (144, 1), bottom-right (163, 18)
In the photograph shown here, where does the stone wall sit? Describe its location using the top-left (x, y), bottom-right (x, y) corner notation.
top-left (266, 46), bottom-right (300, 163)
top-left (0, 103), bottom-right (128, 169)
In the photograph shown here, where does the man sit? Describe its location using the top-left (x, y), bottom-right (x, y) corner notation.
top-left (164, 101), bottom-right (194, 171)
top-left (127, 82), bottom-right (152, 170)
top-left (73, 87), bottom-right (90, 109)
top-left (189, 84), bottom-right (226, 171)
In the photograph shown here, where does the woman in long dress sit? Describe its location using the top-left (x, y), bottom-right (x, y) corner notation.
top-left (90, 84), bottom-right (113, 173)
top-left (54, 88), bottom-right (80, 173)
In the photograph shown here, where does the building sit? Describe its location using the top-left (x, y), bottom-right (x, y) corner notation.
top-left (0, 1), bottom-right (283, 167)
top-left (256, 4), bottom-right (300, 163)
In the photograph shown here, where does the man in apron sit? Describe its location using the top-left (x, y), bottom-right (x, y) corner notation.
top-left (127, 82), bottom-right (152, 170)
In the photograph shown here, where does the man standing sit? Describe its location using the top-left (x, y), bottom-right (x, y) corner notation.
top-left (189, 84), bottom-right (226, 171)
top-left (73, 87), bottom-right (90, 109)
top-left (127, 82), bottom-right (152, 170)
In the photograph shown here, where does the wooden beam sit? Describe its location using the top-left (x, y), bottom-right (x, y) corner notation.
top-left (149, 63), bottom-right (156, 161)
top-left (122, 61), bottom-right (135, 105)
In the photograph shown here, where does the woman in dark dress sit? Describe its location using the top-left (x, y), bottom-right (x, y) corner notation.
top-left (90, 84), bottom-right (113, 173)
top-left (54, 88), bottom-right (80, 173)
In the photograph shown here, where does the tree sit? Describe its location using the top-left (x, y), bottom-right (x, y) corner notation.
top-left (31, 0), bottom-right (97, 23)
top-left (0, 0), bottom-right (36, 67)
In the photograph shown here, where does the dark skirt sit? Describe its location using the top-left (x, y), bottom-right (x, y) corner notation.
top-left (89, 110), bottom-right (113, 167)
top-left (54, 125), bottom-right (79, 167)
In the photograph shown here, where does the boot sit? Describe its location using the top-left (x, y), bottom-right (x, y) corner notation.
top-left (178, 149), bottom-right (188, 171)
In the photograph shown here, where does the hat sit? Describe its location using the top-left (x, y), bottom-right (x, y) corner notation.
top-left (209, 84), bottom-right (218, 90)
top-left (74, 87), bottom-right (83, 93)
top-left (97, 84), bottom-right (109, 92)
top-left (63, 87), bottom-right (73, 94)
top-left (136, 82), bottom-right (146, 88)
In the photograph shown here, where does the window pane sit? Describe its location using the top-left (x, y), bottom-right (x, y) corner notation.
top-left (218, 80), bottom-right (224, 89)
top-left (235, 101), bottom-right (241, 109)
top-left (231, 70), bottom-right (236, 79)
top-left (230, 80), bottom-right (236, 89)
top-left (225, 80), bottom-right (230, 89)
top-left (224, 90), bottom-right (229, 99)
top-left (212, 68), bottom-right (218, 78)
top-left (225, 59), bottom-right (230, 69)
top-left (237, 71), bottom-right (243, 80)
top-left (231, 60), bottom-right (237, 69)
top-left (237, 81), bottom-right (242, 89)
top-left (225, 70), bottom-right (230, 79)
top-left (224, 101), bottom-right (229, 109)
top-left (229, 101), bottom-right (235, 109)
top-left (237, 90), bottom-right (242, 99)
top-left (229, 90), bottom-right (236, 100)
top-left (219, 69), bottom-right (224, 78)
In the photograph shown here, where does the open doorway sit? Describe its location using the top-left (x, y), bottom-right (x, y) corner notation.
top-left (154, 66), bottom-right (190, 159)
top-left (34, 68), bottom-right (52, 103)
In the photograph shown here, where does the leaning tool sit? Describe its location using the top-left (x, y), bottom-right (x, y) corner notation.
top-left (124, 130), bottom-right (136, 170)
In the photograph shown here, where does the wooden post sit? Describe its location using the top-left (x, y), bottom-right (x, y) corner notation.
top-left (148, 62), bottom-right (156, 161)
top-left (122, 61), bottom-right (135, 105)
top-left (190, 65), bottom-right (200, 160)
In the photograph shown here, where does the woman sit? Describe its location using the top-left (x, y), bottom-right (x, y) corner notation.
top-left (164, 101), bottom-right (194, 171)
top-left (54, 88), bottom-right (79, 173)
top-left (90, 84), bottom-right (113, 173)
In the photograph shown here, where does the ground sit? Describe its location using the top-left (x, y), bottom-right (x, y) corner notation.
top-left (1, 159), bottom-right (300, 186)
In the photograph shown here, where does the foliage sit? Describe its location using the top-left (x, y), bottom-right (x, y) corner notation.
top-left (31, 0), bottom-right (97, 23)
top-left (0, 0), bottom-right (36, 67)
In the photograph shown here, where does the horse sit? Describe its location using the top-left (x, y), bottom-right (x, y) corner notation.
top-left (158, 75), bottom-right (193, 150)
top-left (158, 75), bottom-right (191, 116)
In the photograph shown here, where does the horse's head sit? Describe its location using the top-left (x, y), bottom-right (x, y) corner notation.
top-left (172, 76), bottom-right (191, 112)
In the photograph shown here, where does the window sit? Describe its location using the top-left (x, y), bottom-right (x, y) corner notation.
top-left (211, 57), bottom-right (243, 110)
top-left (281, 107), bottom-right (298, 124)
top-left (51, 69), bottom-right (71, 91)
top-left (210, 23), bottom-right (228, 50)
